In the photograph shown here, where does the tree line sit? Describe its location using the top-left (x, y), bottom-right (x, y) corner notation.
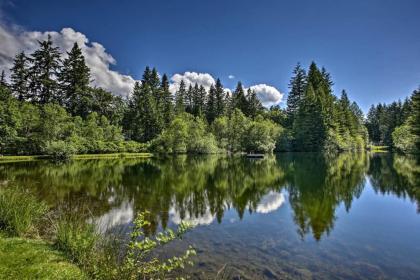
top-left (365, 89), bottom-right (419, 153)
top-left (0, 35), bottom-right (418, 156)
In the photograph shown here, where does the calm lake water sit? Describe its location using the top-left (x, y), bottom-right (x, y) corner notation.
top-left (1, 153), bottom-right (420, 279)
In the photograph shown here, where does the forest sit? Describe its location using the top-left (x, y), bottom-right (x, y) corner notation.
top-left (0, 36), bottom-right (419, 158)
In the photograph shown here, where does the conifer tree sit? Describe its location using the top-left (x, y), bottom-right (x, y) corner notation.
top-left (191, 83), bottom-right (201, 116)
top-left (214, 78), bottom-right (225, 117)
top-left (175, 80), bottom-right (187, 114)
top-left (58, 42), bottom-right (91, 115)
top-left (28, 35), bottom-right (61, 104)
top-left (409, 88), bottom-right (420, 150)
top-left (293, 84), bottom-right (325, 150)
top-left (10, 52), bottom-right (29, 101)
top-left (0, 71), bottom-right (6, 87)
top-left (233, 82), bottom-right (248, 114)
top-left (160, 74), bottom-right (173, 126)
top-left (286, 63), bottom-right (306, 127)
top-left (185, 84), bottom-right (194, 113)
top-left (247, 88), bottom-right (263, 119)
top-left (206, 84), bottom-right (217, 123)
top-left (126, 81), bottom-right (160, 142)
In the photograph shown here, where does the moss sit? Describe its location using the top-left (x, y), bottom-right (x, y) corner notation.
top-left (0, 235), bottom-right (86, 280)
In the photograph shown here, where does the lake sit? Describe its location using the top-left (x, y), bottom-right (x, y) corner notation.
top-left (1, 153), bottom-right (419, 279)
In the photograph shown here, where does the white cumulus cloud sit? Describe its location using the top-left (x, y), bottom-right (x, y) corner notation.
top-left (169, 71), bottom-right (216, 93)
top-left (0, 24), bottom-right (136, 97)
top-left (248, 84), bottom-right (284, 107)
top-left (228, 74), bottom-right (235, 79)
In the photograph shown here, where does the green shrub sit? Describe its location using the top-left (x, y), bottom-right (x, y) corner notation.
top-left (44, 140), bottom-right (76, 161)
top-left (54, 216), bottom-right (98, 266)
top-left (392, 124), bottom-right (418, 154)
top-left (0, 187), bottom-right (48, 236)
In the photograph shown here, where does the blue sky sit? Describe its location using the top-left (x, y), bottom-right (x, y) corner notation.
top-left (1, 0), bottom-right (419, 112)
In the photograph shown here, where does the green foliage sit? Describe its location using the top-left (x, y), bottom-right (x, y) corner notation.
top-left (116, 212), bottom-right (196, 280)
top-left (366, 98), bottom-right (411, 146)
top-left (392, 124), bottom-right (418, 154)
top-left (44, 140), bottom-right (77, 161)
top-left (0, 186), bottom-right (48, 237)
top-left (28, 35), bottom-right (62, 104)
top-left (286, 63), bottom-right (307, 127)
top-left (288, 62), bottom-right (367, 152)
top-left (213, 109), bottom-right (281, 153)
top-left (154, 113), bottom-right (218, 154)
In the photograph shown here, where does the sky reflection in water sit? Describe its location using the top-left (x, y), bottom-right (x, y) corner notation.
top-left (0, 153), bottom-right (419, 279)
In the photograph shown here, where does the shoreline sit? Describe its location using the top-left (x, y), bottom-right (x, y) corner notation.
top-left (0, 153), bottom-right (153, 163)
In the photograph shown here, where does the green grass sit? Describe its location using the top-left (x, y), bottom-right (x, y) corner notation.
top-left (0, 187), bottom-right (48, 237)
top-left (0, 153), bottom-right (152, 163)
top-left (0, 155), bottom-right (45, 163)
top-left (0, 234), bottom-right (86, 280)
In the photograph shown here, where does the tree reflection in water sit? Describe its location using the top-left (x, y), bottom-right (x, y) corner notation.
top-left (0, 152), bottom-right (418, 240)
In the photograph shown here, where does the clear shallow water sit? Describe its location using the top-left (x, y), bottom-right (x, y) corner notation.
top-left (1, 153), bottom-right (419, 279)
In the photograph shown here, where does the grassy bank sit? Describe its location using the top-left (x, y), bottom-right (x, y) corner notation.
top-left (0, 185), bottom-right (195, 279)
top-left (0, 152), bottom-right (152, 163)
top-left (0, 234), bottom-right (86, 280)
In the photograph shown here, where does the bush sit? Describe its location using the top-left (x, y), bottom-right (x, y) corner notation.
top-left (392, 124), bottom-right (418, 154)
top-left (0, 187), bottom-right (48, 236)
top-left (44, 140), bottom-right (76, 161)
top-left (156, 113), bottom-right (218, 154)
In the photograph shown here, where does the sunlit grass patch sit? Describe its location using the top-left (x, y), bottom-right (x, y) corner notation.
top-left (0, 234), bottom-right (86, 280)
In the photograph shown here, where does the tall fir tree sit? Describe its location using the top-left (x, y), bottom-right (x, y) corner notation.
top-left (206, 84), bottom-right (217, 123)
top-left (58, 42), bottom-right (91, 115)
top-left (214, 78), bottom-right (225, 118)
top-left (286, 63), bottom-right (307, 127)
top-left (10, 52), bottom-right (29, 101)
top-left (233, 82), bottom-right (248, 114)
top-left (293, 84), bottom-right (325, 151)
top-left (247, 88), bottom-right (263, 119)
top-left (185, 84), bottom-right (194, 114)
top-left (28, 35), bottom-right (61, 104)
top-left (160, 74), bottom-right (173, 126)
top-left (409, 88), bottom-right (420, 150)
top-left (126, 81), bottom-right (160, 142)
top-left (175, 80), bottom-right (187, 114)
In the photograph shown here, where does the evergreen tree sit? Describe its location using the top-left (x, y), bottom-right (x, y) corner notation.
top-left (58, 42), bottom-right (91, 115)
top-left (191, 83), bottom-right (201, 116)
top-left (214, 78), bottom-right (225, 117)
top-left (10, 52), bottom-right (29, 101)
top-left (0, 72), bottom-right (11, 101)
top-left (28, 35), bottom-right (61, 104)
top-left (286, 63), bottom-right (306, 127)
top-left (233, 82), bottom-right (248, 114)
top-left (409, 88), bottom-right (420, 150)
top-left (175, 80), bottom-right (187, 114)
top-left (149, 67), bottom-right (161, 90)
top-left (126, 82), bottom-right (160, 142)
top-left (0, 71), bottom-right (6, 87)
top-left (160, 74), bottom-right (173, 126)
top-left (185, 84), bottom-right (194, 113)
top-left (247, 88), bottom-right (263, 119)
top-left (206, 85), bottom-right (217, 123)
top-left (293, 84), bottom-right (325, 151)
